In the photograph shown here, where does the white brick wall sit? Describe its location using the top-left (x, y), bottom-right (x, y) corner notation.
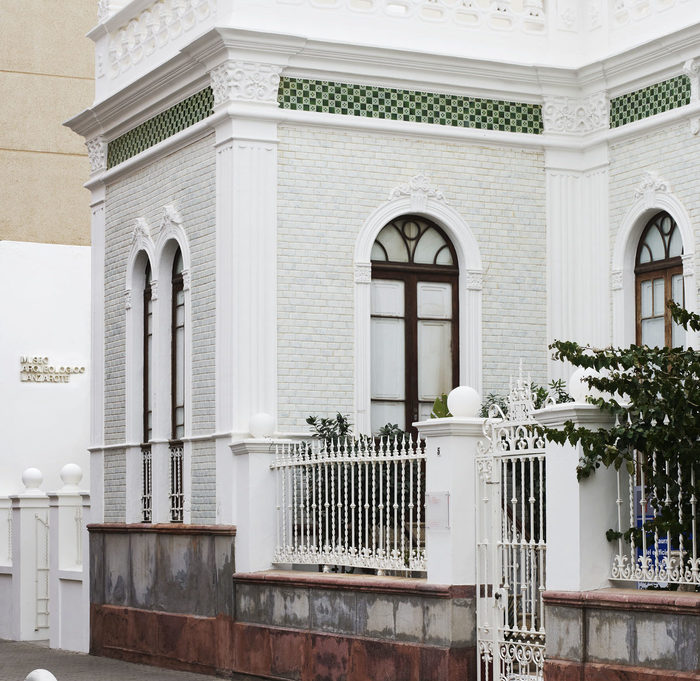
top-left (104, 448), bottom-right (126, 522)
top-left (277, 125), bottom-right (547, 429)
top-left (104, 134), bottom-right (216, 516)
top-left (610, 121), bottom-right (700, 260)
top-left (191, 439), bottom-right (216, 523)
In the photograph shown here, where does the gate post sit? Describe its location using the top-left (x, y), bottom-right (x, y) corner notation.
top-left (10, 468), bottom-right (50, 641)
top-left (416, 397), bottom-right (484, 586)
top-left (535, 403), bottom-right (616, 591)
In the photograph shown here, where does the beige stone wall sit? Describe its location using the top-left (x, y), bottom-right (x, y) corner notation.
top-left (0, 0), bottom-right (95, 245)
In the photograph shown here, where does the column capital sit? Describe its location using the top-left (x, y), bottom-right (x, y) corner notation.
top-left (210, 60), bottom-right (283, 107)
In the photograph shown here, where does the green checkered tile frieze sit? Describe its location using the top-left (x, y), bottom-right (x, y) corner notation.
top-left (610, 76), bottom-right (691, 129)
top-left (278, 78), bottom-right (543, 134)
top-left (107, 87), bottom-right (214, 169)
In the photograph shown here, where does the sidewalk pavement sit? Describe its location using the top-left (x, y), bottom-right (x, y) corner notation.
top-left (0, 640), bottom-right (244, 681)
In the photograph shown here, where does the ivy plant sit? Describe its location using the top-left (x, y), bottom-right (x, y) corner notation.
top-left (542, 301), bottom-right (700, 547)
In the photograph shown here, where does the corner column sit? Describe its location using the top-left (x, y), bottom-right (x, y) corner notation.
top-left (543, 94), bottom-right (610, 379)
top-left (210, 60), bottom-right (283, 524)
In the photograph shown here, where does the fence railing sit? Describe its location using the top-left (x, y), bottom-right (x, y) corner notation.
top-left (141, 445), bottom-right (152, 523)
top-left (271, 437), bottom-right (426, 573)
top-left (169, 442), bottom-right (184, 523)
top-left (612, 449), bottom-right (699, 587)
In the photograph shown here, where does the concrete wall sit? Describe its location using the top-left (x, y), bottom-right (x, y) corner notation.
top-left (277, 124), bottom-right (547, 429)
top-left (543, 589), bottom-right (700, 680)
top-left (0, 241), bottom-right (90, 494)
top-left (0, 0), bottom-right (93, 245)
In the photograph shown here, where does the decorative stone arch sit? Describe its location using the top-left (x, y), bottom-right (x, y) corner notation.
top-left (353, 174), bottom-right (483, 434)
top-left (612, 171), bottom-right (696, 347)
top-left (151, 205), bottom-right (193, 523)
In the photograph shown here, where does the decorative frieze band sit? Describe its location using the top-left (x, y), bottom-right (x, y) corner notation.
top-left (210, 61), bottom-right (283, 106)
top-left (610, 75), bottom-right (690, 128)
top-left (542, 92), bottom-right (609, 134)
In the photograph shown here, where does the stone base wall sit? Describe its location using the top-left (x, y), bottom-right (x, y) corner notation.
top-left (232, 571), bottom-right (476, 681)
top-left (89, 525), bottom-right (477, 680)
top-left (88, 524), bottom-right (237, 676)
top-left (543, 589), bottom-right (700, 681)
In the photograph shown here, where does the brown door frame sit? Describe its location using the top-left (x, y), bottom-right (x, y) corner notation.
top-left (371, 265), bottom-right (459, 432)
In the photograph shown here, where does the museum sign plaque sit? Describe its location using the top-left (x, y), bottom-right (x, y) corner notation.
top-left (20, 356), bottom-right (86, 383)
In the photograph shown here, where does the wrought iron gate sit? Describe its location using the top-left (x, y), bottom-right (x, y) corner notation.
top-left (475, 373), bottom-right (549, 681)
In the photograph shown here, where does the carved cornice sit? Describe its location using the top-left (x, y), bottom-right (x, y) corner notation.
top-left (354, 263), bottom-right (372, 284)
top-left (683, 59), bottom-right (699, 135)
top-left (682, 254), bottom-right (695, 278)
top-left (210, 61), bottom-right (282, 106)
top-left (465, 270), bottom-right (483, 291)
top-left (542, 92), bottom-right (609, 134)
top-left (634, 171), bottom-right (670, 204)
top-left (389, 174), bottom-right (447, 214)
top-left (86, 136), bottom-right (107, 174)
top-left (611, 270), bottom-right (623, 291)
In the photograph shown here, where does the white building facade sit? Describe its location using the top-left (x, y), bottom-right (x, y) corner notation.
top-left (66, 1), bottom-right (700, 676)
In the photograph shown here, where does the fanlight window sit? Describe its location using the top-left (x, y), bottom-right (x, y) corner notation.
top-left (371, 217), bottom-right (455, 266)
top-left (635, 212), bottom-right (684, 348)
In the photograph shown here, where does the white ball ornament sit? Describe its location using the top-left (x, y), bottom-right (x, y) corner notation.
top-left (249, 412), bottom-right (274, 438)
top-left (22, 467), bottom-right (43, 491)
top-left (60, 463), bottom-right (83, 489)
top-left (447, 386), bottom-right (481, 418)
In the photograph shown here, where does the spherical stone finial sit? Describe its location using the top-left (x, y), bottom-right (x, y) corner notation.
top-left (447, 386), bottom-right (481, 418)
top-left (568, 367), bottom-right (604, 403)
top-left (25, 670), bottom-right (58, 681)
top-left (249, 412), bottom-right (274, 438)
top-left (60, 463), bottom-right (83, 489)
top-left (22, 468), bottom-right (43, 492)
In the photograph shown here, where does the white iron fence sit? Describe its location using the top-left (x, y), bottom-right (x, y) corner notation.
top-left (612, 449), bottom-right (699, 587)
top-left (271, 437), bottom-right (426, 573)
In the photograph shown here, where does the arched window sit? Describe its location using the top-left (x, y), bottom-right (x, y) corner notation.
top-left (142, 260), bottom-right (153, 522)
top-left (635, 212), bottom-right (684, 347)
top-left (170, 248), bottom-right (185, 522)
top-left (371, 215), bottom-right (459, 433)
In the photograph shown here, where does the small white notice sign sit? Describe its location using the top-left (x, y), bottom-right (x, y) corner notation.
top-left (425, 491), bottom-right (450, 530)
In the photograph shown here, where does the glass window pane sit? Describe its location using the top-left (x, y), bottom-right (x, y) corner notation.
top-left (640, 280), bottom-right (652, 317)
top-left (672, 274), bottom-right (684, 305)
top-left (643, 225), bottom-right (665, 262)
top-left (639, 246), bottom-right (651, 264)
top-left (668, 227), bottom-right (682, 258)
top-left (371, 280), bottom-right (404, 317)
top-left (641, 317), bottom-right (664, 347)
top-left (653, 278), bottom-right (664, 316)
top-left (371, 318), bottom-right (405, 399)
top-left (371, 401), bottom-right (405, 433)
top-left (672, 321), bottom-right (685, 348)
top-left (418, 320), bottom-right (452, 401)
top-left (374, 225), bottom-right (409, 262)
top-left (371, 242), bottom-right (386, 261)
top-left (413, 228), bottom-right (448, 264)
top-left (435, 246), bottom-right (453, 266)
top-left (418, 401), bottom-right (434, 422)
top-left (417, 282), bottom-right (452, 319)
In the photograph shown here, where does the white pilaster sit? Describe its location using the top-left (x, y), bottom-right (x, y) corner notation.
top-left (536, 403), bottom-right (616, 591)
top-left (211, 59), bottom-right (282, 525)
top-left (88, 183), bottom-right (106, 524)
top-left (545, 142), bottom-right (610, 380)
top-left (415, 417), bottom-right (484, 585)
